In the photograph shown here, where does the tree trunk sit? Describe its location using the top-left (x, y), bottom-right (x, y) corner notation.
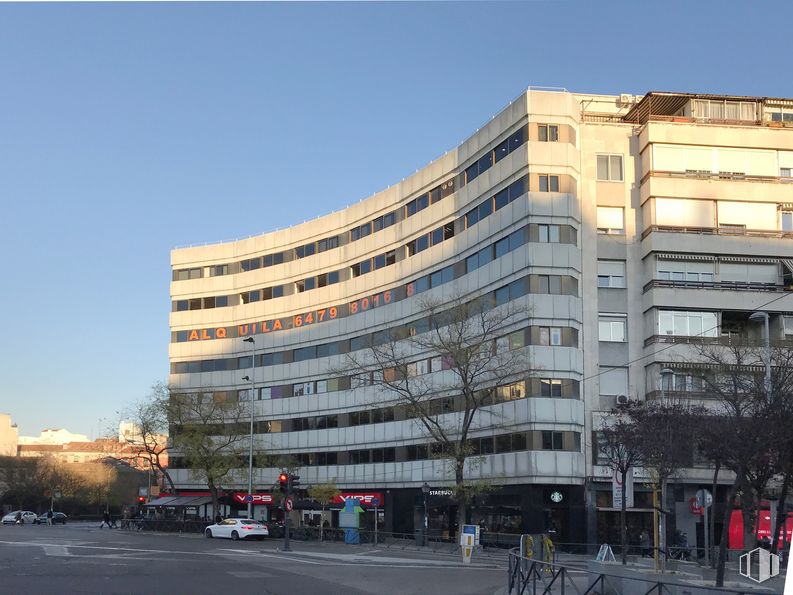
top-left (710, 460), bottom-right (720, 568)
top-left (455, 458), bottom-right (466, 535)
top-left (320, 505), bottom-right (325, 543)
top-left (620, 468), bottom-right (628, 565)
top-left (208, 481), bottom-right (219, 520)
top-left (716, 480), bottom-right (739, 587)
top-left (771, 471), bottom-right (791, 555)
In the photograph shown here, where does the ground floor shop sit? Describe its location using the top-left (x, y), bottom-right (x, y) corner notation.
top-left (171, 483), bottom-right (586, 543)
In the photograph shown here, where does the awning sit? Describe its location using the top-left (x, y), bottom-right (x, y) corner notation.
top-left (781, 259), bottom-right (793, 275)
top-left (655, 253), bottom-right (715, 261)
top-left (144, 496), bottom-right (212, 507)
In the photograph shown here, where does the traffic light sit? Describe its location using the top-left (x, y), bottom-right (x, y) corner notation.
top-left (278, 472), bottom-right (288, 494)
top-left (288, 474), bottom-right (300, 493)
top-left (137, 496), bottom-right (146, 504)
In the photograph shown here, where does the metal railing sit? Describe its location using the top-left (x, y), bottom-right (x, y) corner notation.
top-left (506, 549), bottom-right (757, 595)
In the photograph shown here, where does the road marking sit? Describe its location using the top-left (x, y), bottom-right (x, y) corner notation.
top-left (43, 545), bottom-right (70, 557)
top-left (228, 570), bottom-right (274, 579)
top-left (0, 540), bottom-right (503, 571)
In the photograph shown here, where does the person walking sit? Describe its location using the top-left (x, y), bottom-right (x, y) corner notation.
top-left (99, 510), bottom-right (111, 529)
top-left (14, 511), bottom-right (23, 525)
top-left (639, 530), bottom-right (650, 558)
top-left (47, 510), bottom-right (53, 526)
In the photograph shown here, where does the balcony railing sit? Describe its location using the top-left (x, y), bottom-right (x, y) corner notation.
top-left (642, 224), bottom-right (793, 240)
top-left (641, 169), bottom-right (793, 185)
top-left (643, 279), bottom-right (787, 293)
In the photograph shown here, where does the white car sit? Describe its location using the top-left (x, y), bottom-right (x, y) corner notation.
top-left (204, 518), bottom-right (269, 541)
top-left (2, 511), bottom-right (38, 525)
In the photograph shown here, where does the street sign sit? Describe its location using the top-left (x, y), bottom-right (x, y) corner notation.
top-left (284, 497), bottom-right (294, 512)
top-left (690, 496), bottom-right (703, 516)
top-left (696, 489), bottom-right (713, 508)
top-left (371, 497), bottom-right (380, 507)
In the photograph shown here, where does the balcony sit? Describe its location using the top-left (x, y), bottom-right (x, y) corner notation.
top-left (643, 279), bottom-right (787, 294)
top-left (641, 224), bottom-right (793, 241)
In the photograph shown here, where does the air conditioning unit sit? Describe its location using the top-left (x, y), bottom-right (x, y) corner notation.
top-left (616, 395), bottom-right (629, 405)
top-left (619, 94), bottom-right (634, 105)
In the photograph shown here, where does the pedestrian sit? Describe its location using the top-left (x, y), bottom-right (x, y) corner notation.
top-left (214, 513), bottom-right (222, 524)
top-left (639, 530), bottom-right (650, 558)
top-left (99, 510), bottom-right (111, 529)
top-left (110, 512), bottom-right (118, 528)
top-left (14, 511), bottom-right (23, 525)
top-left (47, 509), bottom-right (53, 526)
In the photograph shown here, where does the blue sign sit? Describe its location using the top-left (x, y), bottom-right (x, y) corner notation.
top-left (244, 494), bottom-right (253, 503)
top-left (371, 497), bottom-right (380, 507)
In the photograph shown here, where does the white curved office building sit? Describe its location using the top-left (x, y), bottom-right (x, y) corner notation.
top-left (170, 88), bottom-right (793, 546)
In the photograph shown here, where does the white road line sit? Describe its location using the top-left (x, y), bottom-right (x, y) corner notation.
top-left (43, 545), bottom-right (70, 557)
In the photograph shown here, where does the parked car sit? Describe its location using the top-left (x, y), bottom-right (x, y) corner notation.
top-left (204, 518), bottom-right (269, 541)
top-left (2, 511), bottom-right (38, 525)
top-left (33, 512), bottom-right (68, 525)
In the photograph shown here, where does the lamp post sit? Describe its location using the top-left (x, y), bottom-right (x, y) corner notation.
top-left (421, 482), bottom-right (430, 547)
top-left (748, 311), bottom-right (771, 399)
top-left (654, 367), bottom-right (674, 572)
top-left (242, 336), bottom-right (256, 519)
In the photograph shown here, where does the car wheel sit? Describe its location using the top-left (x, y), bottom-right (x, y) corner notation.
top-left (231, 531), bottom-right (239, 541)
top-left (205, 529), bottom-right (213, 538)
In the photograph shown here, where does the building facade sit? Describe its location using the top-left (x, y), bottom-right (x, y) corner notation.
top-left (168, 89), bottom-right (793, 545)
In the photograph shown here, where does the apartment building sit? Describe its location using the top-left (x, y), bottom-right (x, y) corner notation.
top-left (168, 88), bottom-right (793, 545)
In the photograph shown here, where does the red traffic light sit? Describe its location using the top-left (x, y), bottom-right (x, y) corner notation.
top-left (278, 472), bottom-right (288, 484)
top-left (137, 496), bottom-right (146, 503)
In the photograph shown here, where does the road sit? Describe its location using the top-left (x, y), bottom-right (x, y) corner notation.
top-left (0, 522), bottom-right (506, 595)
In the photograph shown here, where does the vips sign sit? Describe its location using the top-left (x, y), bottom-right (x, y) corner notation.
top-left (232, 493), bottom-right (274, 505)
top-left (332, 493), bottom-right (385, 506)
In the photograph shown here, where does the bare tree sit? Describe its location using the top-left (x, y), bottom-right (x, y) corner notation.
top-left (119, 382), bottom-right (176, 494)
top-left (342, 294), bottom-right (531, 530)
top-left (598, 411), bottom-right (644, 565)
top-left (308, 480), bottom-right (341, 542)
top-left (167, 391), bottom-right (257, 519)
top-left (624, 399), bottom-right (701, 572)
top-left (690, 339), bottom-right (786, 586)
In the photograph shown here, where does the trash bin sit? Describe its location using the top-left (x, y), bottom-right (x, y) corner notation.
top-left (415, 528), bottom-right (426, 546)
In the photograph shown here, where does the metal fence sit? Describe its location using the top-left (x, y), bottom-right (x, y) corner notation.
top-left (506, 549), bottom-right (759, 595)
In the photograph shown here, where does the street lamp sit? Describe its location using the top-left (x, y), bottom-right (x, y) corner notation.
top-left (421, 482), bottom-right (430, 546)
top-left (748, 311), bottom-right (771, 399)
top-left (242, 336), bottom-right (256, 519)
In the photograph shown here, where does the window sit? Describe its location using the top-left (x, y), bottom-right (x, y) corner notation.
top-left (695, 99), bottom-right (756, 121)
top-left (598, 316), bottom-right (626, 342)
top-left (538, 124), bottom-right (559, 142)
top-left (538, 327), bottom-right (563, 346)
top-left (782, 168), bottom-right (793, 178)
top-left (542, 431), bottom-right (564, 450)
top-left (540, 379), bottom-right (562, 397)
top-left (597, 154), bottom-right (624, 181)
top-left (597, 260), bottom-right (626, 288)
top-left (599, 367), bottom-right (629, 397)
top-left (596, 206), bottom-right (624, 234)
top-left (537, 275), bottom-right (561, 294)
top-left (658, 310), bottom-right (718, 337)
top-left (782, 212), bottom-right (793, 232)
top-left (538, 174), bottom-right (560, 192)
top-left (538, 224), bottom-right (561, 243)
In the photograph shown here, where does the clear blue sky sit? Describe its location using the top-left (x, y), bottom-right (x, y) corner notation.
top-left (0, 1), bottom-right (790, 439)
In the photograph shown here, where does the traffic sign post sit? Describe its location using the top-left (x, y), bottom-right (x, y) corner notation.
top-left (371, 497), bottom-right (380, 545)
top-left (284, 497), bottom-right (294, 511)
top-left (696, 489), bottom-right (713, 566)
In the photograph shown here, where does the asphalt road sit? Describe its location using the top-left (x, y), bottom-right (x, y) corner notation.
top-left (0, 522), bottom-right (506, 595)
